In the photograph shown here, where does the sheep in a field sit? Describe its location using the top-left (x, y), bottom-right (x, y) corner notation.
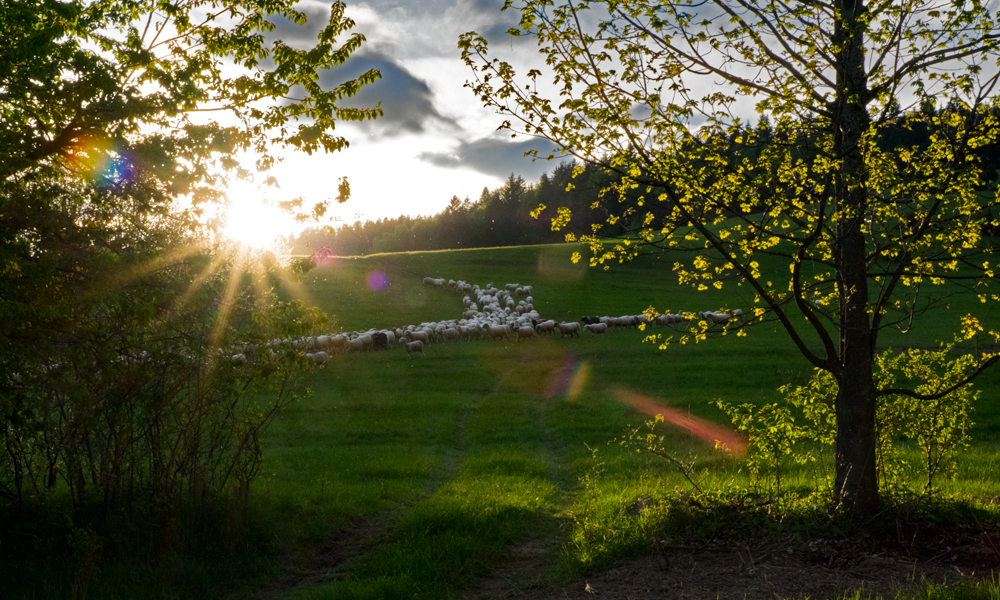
top-left (408, 330), bottom-right (430, 345)
top-left (700, 311), bottom-right (732, 326)
top-left (484, 324), bottom-right (509, 341)
top-left (309, 351), bottom-right (329, 365)
top-left (372, 332), bottom-right (389, 351)
top-left (584, 323), bottom-right (609, 335)
top-left (404, 340), bottom-right (424, 357)
top-left (608, 316), bottom-right (628, 328)
top-left (557, 322), bottom-right (580, 338)
top-left (581, 316), bottom-right (601, 325)
top-left (423, 277), bottom-right (435, 286)
top-left (459, 325), bottom-right (481, 341)
top-left (516, 326), bottom-right (535, 341)
top-left (345, 338), bottom-right (365, 352)
top-left (532, 319), bottom-right (557, 335)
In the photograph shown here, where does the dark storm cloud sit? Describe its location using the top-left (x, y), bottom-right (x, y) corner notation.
top-left (322, 52), bottom-right (459, 136)
top-left (264, 2), bottom-right (331, 47)
top-left (418, 137), bottom-right (562, 180)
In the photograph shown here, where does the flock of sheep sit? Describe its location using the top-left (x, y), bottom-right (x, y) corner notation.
top-left (252, 277), bottom-right (744, 364)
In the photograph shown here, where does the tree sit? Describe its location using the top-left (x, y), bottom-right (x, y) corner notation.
top-left (461, 0), bottom-right (1000, 515)
top-left (0, 0), bottom-right (378, 566)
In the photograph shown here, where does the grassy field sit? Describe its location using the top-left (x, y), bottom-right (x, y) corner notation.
top-left (245, 242), bottom-right (1000, 599)
top-left (30, 241), bottom-right (998, 599)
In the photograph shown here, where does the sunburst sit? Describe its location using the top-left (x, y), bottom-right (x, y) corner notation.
top-left (221, 188), bottom-right (296, 250)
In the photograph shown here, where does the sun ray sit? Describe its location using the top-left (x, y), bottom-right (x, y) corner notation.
top-left (108, 242), bottom-right (204, 289)
top-left (209, 258), bottom-right (246, 353)
top-left (268, 260), bottom-right (316, 309)
top-left (174, 248), bottom-right (230, 314)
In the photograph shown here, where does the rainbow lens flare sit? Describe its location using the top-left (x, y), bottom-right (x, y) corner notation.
top-left (367, 271), bottom-right (388, 291)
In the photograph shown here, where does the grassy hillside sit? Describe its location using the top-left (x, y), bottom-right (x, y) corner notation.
top-left (247, 243), bottom-right (1000, 599)
top-left (39, 242), bottom-right (999, 600)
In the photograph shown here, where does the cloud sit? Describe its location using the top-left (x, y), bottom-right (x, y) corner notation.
top-left (322, 52), bottom-right (459, 136)
top-left (264, 1), bottom-right (337, 48)
top-left (418, 136), bottom-right (564, 180)
top-left (342, 0), bottom-right (528, 60)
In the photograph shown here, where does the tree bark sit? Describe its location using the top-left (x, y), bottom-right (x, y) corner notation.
top-left (832, 0), bottom-right (879, 516)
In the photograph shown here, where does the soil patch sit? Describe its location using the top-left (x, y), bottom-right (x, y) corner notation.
top-left (250, 517), bottom-right (373, 600)
top-left (465, 524), bottom-right (1000, 600)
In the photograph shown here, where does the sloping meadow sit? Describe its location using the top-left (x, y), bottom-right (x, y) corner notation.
top-left (258, 243), bottom-right (1000, 599)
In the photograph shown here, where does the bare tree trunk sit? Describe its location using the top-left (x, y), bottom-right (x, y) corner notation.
top-left (832, 0), bottom-right (879, 516)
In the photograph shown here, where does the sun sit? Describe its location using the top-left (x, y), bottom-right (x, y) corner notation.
top-left (221, 193), bottom-right (295, 249)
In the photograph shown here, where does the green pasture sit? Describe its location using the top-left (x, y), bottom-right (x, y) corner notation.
top-left (39, 241), bottom-right (999, 599)
top-left (250, 243), bottom-right (1000, 600)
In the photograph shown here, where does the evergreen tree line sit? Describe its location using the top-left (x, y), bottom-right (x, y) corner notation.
top-left (288, 160), bottom-right (624, 255)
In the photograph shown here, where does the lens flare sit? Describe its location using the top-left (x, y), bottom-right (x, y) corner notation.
top-left (611, 387), bottom-right (747, 455)
top-left (367, 271), bottom-right (388, 291)
top-left (566, 361), bottom-right (590, 402)
top-left (545, 355), bottom-right (590, 401)
top-left (312, 246), bottom-right (335, 267)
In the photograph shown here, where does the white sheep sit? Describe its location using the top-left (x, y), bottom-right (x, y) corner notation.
top-left (484, 324), bottom-right (509, 341)
top-left (408, 330), bottom-right (430, 345)
top-left (557, 322), bottom-right (580, 337)
top-left (533, 319), bottom-right (556, 335)
top-left (584, 323), bottom-right (609, 335)
top-left (404, 340), bottom-right (424, 357)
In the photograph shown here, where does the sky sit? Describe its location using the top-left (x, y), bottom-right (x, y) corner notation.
top-left (224, 0), bottom-right (559, 245)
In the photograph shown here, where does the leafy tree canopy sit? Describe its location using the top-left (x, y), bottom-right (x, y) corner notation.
top-left (461, 0), bottom-right (1000, 515)
top-left (1, 0), bottom-right (379, 358)
top-left (0, 0), bottom-right (379, 568)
